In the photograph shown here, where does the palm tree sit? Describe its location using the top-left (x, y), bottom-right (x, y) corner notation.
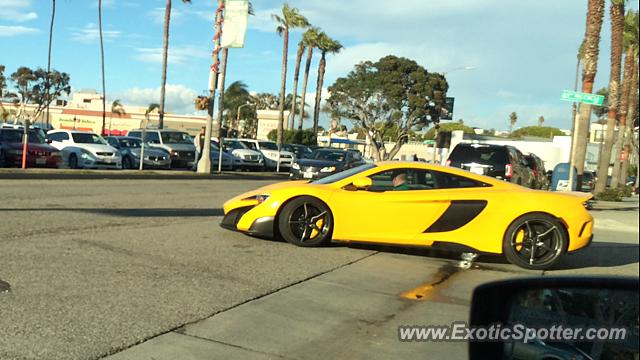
top-left (46, 0), bottom-right (56, 129)
top-left (288, 37), bottom-right (307, 130)
top-left (594, 0), bottom-right (626, 194)
top-left (611, 10), bottom-right (638, 187)
top-left (108, 99), bottom-right (126, 135)
top-left (298, 27), bottom-right (320, 130)
top-left (159, 0), bottom-right (192, 130)
top-left (509, 112), bottom-right (518, 134)
top-left (140, 103), bottom-right (159, 171)
top-left (98, 0), bottom-right (106, 135)
top-left (312, 32), bottom-right (342, 137)
top-left (538, 116), bottom-right (545, 127)
top-left (573, 0), bottom-right (605, 183)
top-left (272, 4), bottom-right (309, 147)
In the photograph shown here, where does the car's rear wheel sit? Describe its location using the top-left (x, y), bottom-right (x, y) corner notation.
top-left (277, 196), bottom-right (333, 247)
top-left (503, 213), bottom-right (567, 270)
top-left (68, 154), bottom-right (78, 169)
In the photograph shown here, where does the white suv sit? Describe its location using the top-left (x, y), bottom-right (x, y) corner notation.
top-left (46, 130), bottom-right (122, 169)
top-left (237, 139), bottom-right (295, 170)
top-left (213, 138), bottom-right (264, 171)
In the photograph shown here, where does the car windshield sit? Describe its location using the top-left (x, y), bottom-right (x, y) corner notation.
top-left (259, 141), bottom-right (278, 150)
top-left (224, 140), bottom-right (249, 150)
top-left (312, 164), bottom-right (377, 184)
top-left (119, 138), bottom-right (142, 148)
top-left (312, 150), bottom-right (346, 162)
top-left (160, 132), bottom-right (193, 144)
top-left (72, 133), bottom-right (107, 144)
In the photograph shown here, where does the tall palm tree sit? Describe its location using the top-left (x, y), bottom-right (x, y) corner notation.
top-left (618, 55), bottom-right (638, 186)
top-left (509, 112), bottom-right (518, 134)
top-left (573, 0), bottom-right (605, 182)
top-left (297, 27), bottom-right (320, 130)
top-left (594, 0), bottom-right (626, 194)
top-left (159, 0), bottom-right (192, 130)
top-left (288, 37), bottom-right (307, 130)
top-left (46, 0), bottom-right (56, 129)
top-left (98, 0), bottom-right (106, 135)
top-left (272, 4), bottom-right (309, 146)
top-left (538, 116), bottom-right (545, 127)
top-left (108, 99), bottom-right (126, 135)
top-left (611, 10), bottom-right (638, 187)
top-left (312, 32), bottom-right (342, 137)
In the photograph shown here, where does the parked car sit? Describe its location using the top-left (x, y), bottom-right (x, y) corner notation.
top-left (524, 153), bottom-right (549, 190)
top-left (580, 171), bottom-right (596, 192)
top-left (128, 129), bottom-right (195, 169)
top-left (46, 130), bottom-right (121, 169)
top-left (237, 138), bottom-right (295, 171)
top-left (105, 136), bottom-right (171, 169)
top-left (283, 143), bottom-right (313, 159)
top-left (0, 128), bottom-right (62, 168)
top-left (213, 138), bottom-right (264, 171)
top-left (290, 148), bottom-right (366, 180)
top-left (447, 143), bottom-right (534, 187)
top-left (208, 140), bottom-right (234, 171)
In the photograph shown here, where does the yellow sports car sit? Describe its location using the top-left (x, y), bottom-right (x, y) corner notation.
top-left (221, 162), bottom-right (594, 270)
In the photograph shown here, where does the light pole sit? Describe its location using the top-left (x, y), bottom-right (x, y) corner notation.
top-left (236, 103), bottom-right (254, 134)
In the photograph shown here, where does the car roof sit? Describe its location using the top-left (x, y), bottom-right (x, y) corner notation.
top-left (48, 129), bottom-right (97, 134)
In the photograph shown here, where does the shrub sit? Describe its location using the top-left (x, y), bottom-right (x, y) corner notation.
top-left (595, 188), bottom-right (624, 202)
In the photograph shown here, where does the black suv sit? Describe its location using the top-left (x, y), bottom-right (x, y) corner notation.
top-left (447, 143), bottom-right (534, 187)
top-left (524, 153), bottom-right (549, 190)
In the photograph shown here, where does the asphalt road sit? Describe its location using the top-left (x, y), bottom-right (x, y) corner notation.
top-left (0, 177), bottom-right (637, 360)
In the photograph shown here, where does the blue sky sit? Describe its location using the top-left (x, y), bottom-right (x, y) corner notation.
top-left (0, 0), bottom-right (637, 131)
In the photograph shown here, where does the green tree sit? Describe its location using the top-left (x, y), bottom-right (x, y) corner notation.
top-left (6, 67), bottom-right (70, 122)
top-left (273, 3), bottom-right (309, 147)
top-left (511, 126), bottom-right (565, 138)
top-left (424, 123), bottom-right (474, 139)
top-left (509, 112), bottom-right (518, 134)
top-left (159, 0), bottom-right (192, 130)
top-left (328, 55), bottom-right (448, 161)
top-left (267, 128), bottom-right (316, 146)
top-left (574, 0), bottom-right (605, 181)
top-left (108, 99), bottom-right (126, 135)
top-left (592, 87), bottom-right (609, 120)
top-left (0, 65), bottom-right (6, 98)
top-left (297, 27), bottom-right (321, 130)
top-left (313, 32), bottom-right (342, 137)
top-left (222, 81), bottom-right (257, 135)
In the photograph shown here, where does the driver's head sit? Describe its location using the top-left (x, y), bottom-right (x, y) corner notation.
top-left (392, 171), bottom-right (407, 187)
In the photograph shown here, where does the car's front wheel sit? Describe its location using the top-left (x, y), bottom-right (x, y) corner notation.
top-left (277, 196), bottom-right (333, 247)
top-left (503, 213), bottom-right (567, 270)
top-left (68, 153), bottom-right (79, 169)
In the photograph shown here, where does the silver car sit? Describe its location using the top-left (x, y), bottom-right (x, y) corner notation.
top-left (106, 136), bottom-right (171, 169)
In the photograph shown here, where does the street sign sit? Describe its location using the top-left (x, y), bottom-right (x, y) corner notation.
top-left (560, 90), bottom-right (605, 106)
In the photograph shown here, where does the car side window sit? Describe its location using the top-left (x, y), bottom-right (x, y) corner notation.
top-left (367, 168), bottom-right (435, 192)
top-left (128, 131), bottom-right (141, 139)
top-left (430, 170), bottom-right (489, 189)
top-left (106, 138), bottom-right (118, 147)
top-left (145, 132), bottom-right (160, 144)
top-left (49, 132), bottom-right (68, 141)
top-left (243, 141), bottom-right (257, 150)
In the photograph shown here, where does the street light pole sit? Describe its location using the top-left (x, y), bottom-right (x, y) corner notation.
top-left (236, 103), bottom-right (253, 133)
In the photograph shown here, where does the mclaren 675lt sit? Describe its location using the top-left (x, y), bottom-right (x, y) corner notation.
top-left (221, 162), bottom-right (594, 270)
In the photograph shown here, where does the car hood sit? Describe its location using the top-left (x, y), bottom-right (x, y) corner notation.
top-left (261, 149), bottom-right (295, 158)
top-left (223, 180), bottom-right (313, 211)
top-left (296, 158), bottom-right (340, 168)
top-left (130, 147), bottom-right (168, 157)
top-left (74, 143), bottom-right (119, 153)
top-left (230, 149), bottom-right (261, 157)
top-left (157, 143), bottom-right (195, 152)
top-left (210, 149), bottom-right (233, 160)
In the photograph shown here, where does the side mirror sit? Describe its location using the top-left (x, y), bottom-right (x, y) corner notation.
top-left (469, 277), bottom-right (638, 360)
top-left (351, 177), bottom-right (372, 190)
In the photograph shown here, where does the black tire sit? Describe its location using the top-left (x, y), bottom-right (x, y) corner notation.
top-left (503, 213), bottom-right (567, 270)
top-left (277, 196), bottom-right (333, 247)
top-left (122, 156), bottom-right (133, 169)
top-left (68, 154), bottom-right (78, 169)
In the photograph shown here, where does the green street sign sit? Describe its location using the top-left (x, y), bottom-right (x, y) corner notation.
top-left (560, 90), bottom-right (605, 106)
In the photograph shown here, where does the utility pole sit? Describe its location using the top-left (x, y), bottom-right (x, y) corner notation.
top-left (198, 0), bottom-right (224, 174)
top-left (216, 47), bottom-right (228, 173)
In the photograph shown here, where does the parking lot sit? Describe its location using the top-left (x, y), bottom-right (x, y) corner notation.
top-left (0, 175), bottom-right (638, 360)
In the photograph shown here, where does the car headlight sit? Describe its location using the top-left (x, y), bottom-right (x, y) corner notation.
top-left (320, 166), bottom-right (336, 173)
top-left (171, 151), bottom-right (179, 156)
top-left (292, 163), bottom-right (300, 170)
top-left (80, 149), bottom-right (95, 159)
top-left (243, 194), bottom-right (270, 204)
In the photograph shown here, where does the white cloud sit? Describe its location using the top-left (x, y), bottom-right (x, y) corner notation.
top-left (0, 25), bottom-right (39, 37)
top-left (133, 46), bottom-right (209, 64)
top-left (148, 7), bottom-right (186, 25)
top-left (70, 23), bottom-right (121, 43)
top-left (115, 84), bottom-right (200, 115)
top-left (0, 0), bottom-right (37, 22)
